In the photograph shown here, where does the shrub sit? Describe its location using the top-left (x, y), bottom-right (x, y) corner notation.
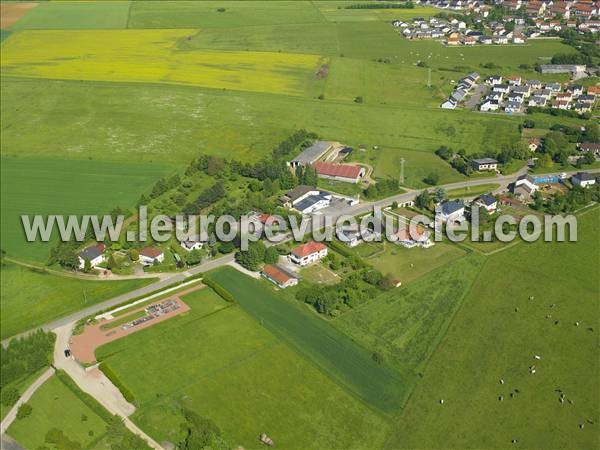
top-left (16, 403), bottom-right (32, 420)
top-left (202, 276), bottom-right (235, 303)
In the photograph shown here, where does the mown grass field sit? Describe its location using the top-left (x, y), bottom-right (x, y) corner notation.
top-left (364, 241), bottom-right (467, 284)
top-left (447, 183), bottom-right (500, 199)
top-left (0, 155), bottom-right (172, 262)
top-left (387, 208), bottom-right (600, 449)
top-left (0, 262), bottom-right (154, 339)
top-left (333, 253), bottom-right (485, 377)
top-left (8, 1), bottom-right (131, 30)
top-left (210, 266), bottom-right (407, 412)
top-left (95, 287), bottom-right (392, 448)
top-left (7, 374), bottom-right (110, 449)
top-left (1, 29), bottom-right (323, 97)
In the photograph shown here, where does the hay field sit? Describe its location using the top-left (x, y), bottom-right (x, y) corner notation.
top-left (1, 29), bottom-right (323, 96)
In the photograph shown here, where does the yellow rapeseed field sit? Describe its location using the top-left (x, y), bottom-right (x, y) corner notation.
top-left (0, 29), bottom-right (322, 96)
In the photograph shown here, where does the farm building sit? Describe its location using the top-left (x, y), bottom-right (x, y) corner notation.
top-left (312, 162), bottom-right (365, 184)
top-left (539, 64), bottom-right (587, 76)
top-left (471, 158), bottom-right (498, 171)
top-left (290, 241), bottom-right (328, 266)
top-left (579, 142), bottom-right (600, 158)
top-left (78, 243), bottom-right (106, 269)
top-left (279, 185), bottom-right (333, 214)
top-left (261, 264), bottom-right (299, 289)
top-left (139, 247), bottom-right (165, 265)
top-left (289, 141), bottom-right (333, 168)
top-left (571, 172), bottom-right (597, 188)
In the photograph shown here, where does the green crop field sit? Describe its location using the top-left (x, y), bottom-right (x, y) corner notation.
top-left (7, 374), bottom-right (110, 449)
top-left (209, 266), bottom-right (407, 412)
top-left (0, 155), bottom-right (173, 262)
top-left (95, 287), bottom-right (391, 448)
top-left (387, 208), bottom-right (600, 448)
top-left (0, 262), bottom-right (155, 339)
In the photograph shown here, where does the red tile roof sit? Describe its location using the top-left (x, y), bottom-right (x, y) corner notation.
top-left (312, 162), bottom-right (363, 180)
top-left (262, 264), bottom-right (295, 285)
top-left (291, 241), bottom-right (327, 258)
top-left (394, 226), bottom-right (427, 242)
top-left (140, 247), bottom-right (163, 258)
top-left (587, 86), bottom-right (600, 95)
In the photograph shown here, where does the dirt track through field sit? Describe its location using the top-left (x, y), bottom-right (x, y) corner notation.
top-left (70, 286), bottom-right (204, 363)
top-left (1, 2), bottom-right (37, 29)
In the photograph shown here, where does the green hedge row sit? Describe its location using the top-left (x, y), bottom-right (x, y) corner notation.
top-left (202, 276), bottom-right (235, 303)
top-left (98, 362), bottom-right (136, 404)
top-left (55, 370), bottom-right (114, 422)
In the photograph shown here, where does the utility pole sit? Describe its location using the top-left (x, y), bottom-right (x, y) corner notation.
top-left (399, 158), bottom-right (405, 186)
top-left (427, 68), bottom-right (432, 88)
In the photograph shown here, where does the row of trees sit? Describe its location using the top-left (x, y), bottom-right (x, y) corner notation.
top-left (1, 330), bottom-right (55, 409)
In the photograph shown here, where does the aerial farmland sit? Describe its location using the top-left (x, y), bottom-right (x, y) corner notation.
top-left (0, 1), bottom-right (598, 449)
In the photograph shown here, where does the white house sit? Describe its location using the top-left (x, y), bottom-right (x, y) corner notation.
top-left (391, 226), bottom-right (433, 248)
top-left (78, 243), bottom-right (106, 269)
top-left (471, 158), bottom-right (498, 171)
top-left (139, 247), bottom-right (165, 265)
top-left (480, 99), bottom-right (499, 111)
top-left (289, 241), bottom-right (328, 266)
top-left (441, 98), bottom-right (457, 109)
top-left (435, 200), bottom-right (466, 222)
top-left (180, 234), bottom-right (207, 252)
top-left (473, 194), bottom-right (498, 213)
top-left (571, 172), bottom-right (596, 188)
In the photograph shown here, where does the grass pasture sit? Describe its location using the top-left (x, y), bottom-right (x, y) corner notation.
top-left (95, 286), bottom-right (391, 448)
top-left (128, 0), bottom-right (326, 29)
top-left (365, 241), bottom-right (467, 284)
top-left (8, 1), bottom-right (131, 30)
top-left (388, 208), bottom-right (600, 449)
top-left (7, 374), bottom-right (109, 450)
top-left (447, 183), bottom-right (500, 199)
top-left (0, 155), bottom-right (172, 262)
top-left (0, 262), bottom-right (154, 339)
top-left (1, 29), bottom-right (323, 97)
top-left (2, 77), bottom-right (528, 186)
top-left (333, 254), bottom-right (485, 378)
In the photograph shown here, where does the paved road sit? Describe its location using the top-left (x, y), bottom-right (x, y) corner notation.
top-left (0, 367), bottom-right (55, 435)
top-left (4, 167), bottom-right (599, 346)
top-left (1, 253), bottom-right (235, 347)
top-left (53, 323), bottom-right (165, 450)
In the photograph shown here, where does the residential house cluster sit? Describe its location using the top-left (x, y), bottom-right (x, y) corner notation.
top-left (393, 15), bottom-right (526, 44)
top-left (479, 76), bottom-right (597, 114)
top-left (441, 72), bottom-right (480, 109)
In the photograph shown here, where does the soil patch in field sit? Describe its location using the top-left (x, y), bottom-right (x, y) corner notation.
top-left (1, 2), bottom-right (38, 29)
top-left (70, 286), bottom-right (203, 364)
top-left (316, 63), bottom-right (329, 79)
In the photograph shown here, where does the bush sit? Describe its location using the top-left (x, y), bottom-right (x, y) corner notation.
top-left (202, 276), bottom-right (235, 303)
top-left (0, 387), bottom-right (19, 407)
top-left (16, 403), bottom-right (32, 420)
